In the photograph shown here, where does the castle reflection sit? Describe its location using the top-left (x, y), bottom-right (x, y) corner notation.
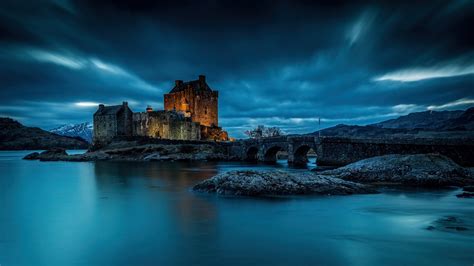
top-left (92, 161), bottom-right (220, 237)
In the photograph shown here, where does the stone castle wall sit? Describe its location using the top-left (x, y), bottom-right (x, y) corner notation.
top-left (200, 125), bottom-right (229, 141)
top-left (93, 105), bottom-right (133, 142)
top-left (94, 114), bottom-right (117, 142)
top-left (132, 111), bottom-right (200, 140)
top-left (118, 109), bottom-right (133, 136)
top-left (164, 88), bottom-right (218, 127)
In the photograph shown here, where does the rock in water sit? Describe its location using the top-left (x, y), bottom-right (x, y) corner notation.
top-left (456, 186), bottom-right (474, 198)
top-left (23, 148), bottom-right (68, 161)
top-left (456, 192), bottom-right (474, 198)
top-left (427, 216), bottom-right (470, 232)
top-left (23, 152), bottom-right (40, 160)
top-left (320, 154), bottom-right (474, 187)
top-left (193, 170), bottom-right (376, 197)
top-left (463, 186), bottom-right (474, 193)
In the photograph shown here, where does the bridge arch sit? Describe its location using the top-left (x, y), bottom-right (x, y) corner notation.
top-left (263, 145), bottom-right (286, 163)
top-left (245, 146), bottom-right (259, 162)
top-left (291, 144), bottom-right (316, 166)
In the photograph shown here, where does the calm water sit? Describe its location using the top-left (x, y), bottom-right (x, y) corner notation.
top-left (0, 151), bottom-right (473, 266)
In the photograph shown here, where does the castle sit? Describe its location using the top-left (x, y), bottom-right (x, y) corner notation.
top-left (93, 75), bottom-right (228, 143)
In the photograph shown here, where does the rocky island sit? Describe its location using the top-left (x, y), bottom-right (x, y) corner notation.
top-left (318, 154), bottom-right (474, 187)
top-left (193, 170), bottom-right (377, 196)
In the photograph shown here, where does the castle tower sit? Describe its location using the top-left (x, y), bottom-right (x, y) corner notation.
top-left (163, 75), bottom-right (218, 127)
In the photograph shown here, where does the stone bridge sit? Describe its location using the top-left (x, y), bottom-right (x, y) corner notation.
top-left (229, 136), bottom-right (474, 167)
top-left (230, 135), bottom-right (317, 165)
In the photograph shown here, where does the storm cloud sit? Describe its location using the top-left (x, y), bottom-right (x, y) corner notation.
top-left (0, 0), bottom-right (473, 137)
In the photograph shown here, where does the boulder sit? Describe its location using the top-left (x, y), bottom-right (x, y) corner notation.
top-left (37, 148), bottom-right (68, 161)
top-left (143, 153), bottom-right (162, 161)
top-left (23, 148), bottom-right (68, 161)
top-left (457, 186), bottom-right (474, 198)
top-left (319, 154), bottom-right (474, 187)
top-left (426, 216), bottom-right (469, 232)
top-left (463, 186), bottom-right (474, 193)
top-left (193, 170), bottom-right (376, 197)
top-left (23, 152), bottom-right (40, 160)
top-left (41, 147), bottom-right (67, 155)
top-left (456, 192), bottom-right (474, 198)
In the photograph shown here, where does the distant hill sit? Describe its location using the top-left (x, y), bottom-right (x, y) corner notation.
top-left (50, 122), bottom-right (93, 143)
top-left (0, 117), bottom-right (90, 150)
top-left (312, 107), bottom-right (474, 138)
top-left (370, 110), bottom-right (464, 129)
top-left (438, 107), bottom-right (474, 131)
top-left (315, 124), bottom-right (414, 138)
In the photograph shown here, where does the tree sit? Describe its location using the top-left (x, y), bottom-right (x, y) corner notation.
top-left (244, 125), bottom-right (284, 139)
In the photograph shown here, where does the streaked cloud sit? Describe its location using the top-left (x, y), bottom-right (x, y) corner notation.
top-left (347, 9), bottom-right (376, 46)
top-left (89, 58), bottom-right (158, 92)
top-left (74, 102), bottom-right (101, 107)
top-left (22, 48), bottom-right (159, 92)
top-left (391, 104), bottom-right (421, 113)
top-left (0, 1), bottom-right (472, 137)
top-left (90, 58), bottom-right (127, 75)
top-left (374, 63), bottom-right (474, 82)
top-left (427, 98), bottom-right (474, 110)
top-left (27, 50), bottom-right (86, 70)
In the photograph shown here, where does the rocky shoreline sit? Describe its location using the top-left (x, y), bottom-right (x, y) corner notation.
top-left (24, 148), bottom-right (474, 198)
top-left (23, 143), bottom-right (233, 162)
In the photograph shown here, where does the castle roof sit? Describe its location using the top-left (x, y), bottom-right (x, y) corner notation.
top-left (94, 105), bottom-right (122, 116)
top-left (93, 103), bottom-right (132, 116)
top-left (169, 77), bottom-right (213, 94)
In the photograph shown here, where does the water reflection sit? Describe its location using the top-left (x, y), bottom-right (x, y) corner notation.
top-left (93, 161), bottom-right (220, 244)
top-left (1, 151), bottom-right (473, 266)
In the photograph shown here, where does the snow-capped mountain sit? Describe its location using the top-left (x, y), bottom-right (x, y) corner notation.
top-left (50, 122), bottom-right (93, 143)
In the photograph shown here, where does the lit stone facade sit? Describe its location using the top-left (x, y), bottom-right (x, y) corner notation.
top-left (164, 75), bottom-right (218, 127)
top-left (132, 110), bottom-right (200, 140)
top-left (93, 75), bottom-right (228, 143)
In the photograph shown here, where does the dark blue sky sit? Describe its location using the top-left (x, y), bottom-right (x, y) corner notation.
top-left (0, 0), bottom-right (473, 137)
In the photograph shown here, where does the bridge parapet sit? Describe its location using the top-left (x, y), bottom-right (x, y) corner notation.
top-left (259, 136), bottom-right (288, 143)
top-left (287, 135), bottom-right (315, 142)
top-left (230, 135), bottom-right (474, 167)
top-left (315, 136), bottom-right (474, 145)
top-left (316, 136), bottom-right (474, 167)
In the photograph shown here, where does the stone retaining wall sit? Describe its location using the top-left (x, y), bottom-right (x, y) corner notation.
top-left (315, 137), bottom-right (474, 167)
